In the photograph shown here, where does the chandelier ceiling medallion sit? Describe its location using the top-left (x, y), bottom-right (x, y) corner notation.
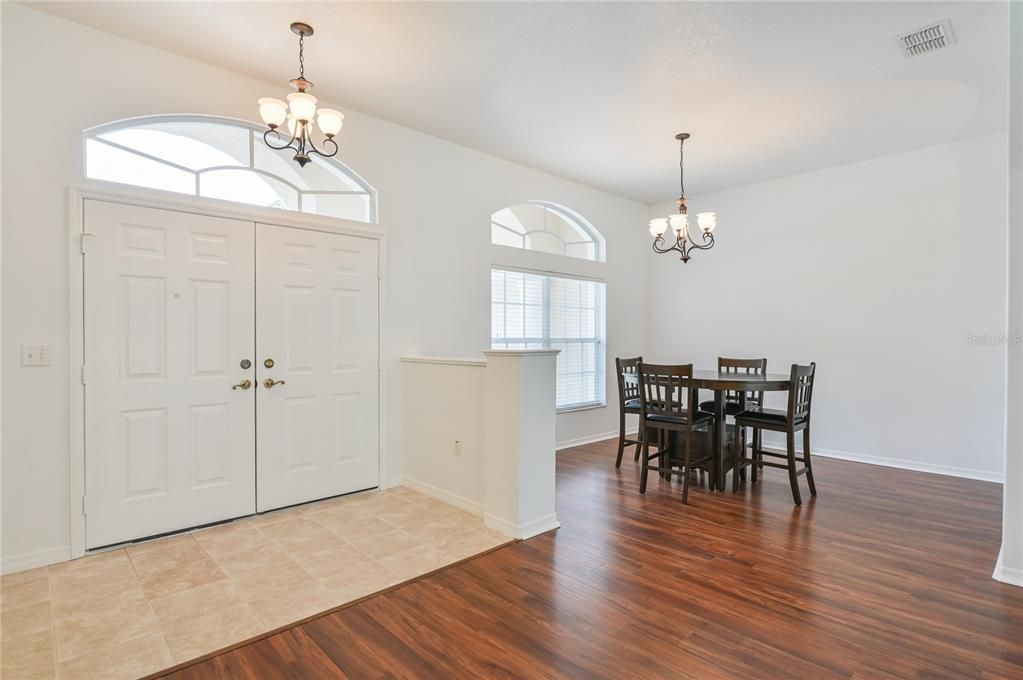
top-left (649, 133), bottom-right (717, 262)
top-left (257, 22), bottom-right (344, 167)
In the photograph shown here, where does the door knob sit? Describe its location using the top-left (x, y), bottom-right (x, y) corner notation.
top-left (232, 379), bottom-right (253, 390)
top-left (264, 378), bottom-right (286, 389)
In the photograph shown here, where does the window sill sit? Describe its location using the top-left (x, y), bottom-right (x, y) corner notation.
top-left (557, 402), bottom-right (607, 414)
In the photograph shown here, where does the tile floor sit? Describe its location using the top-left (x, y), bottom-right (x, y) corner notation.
top-left (1, 487), bottom-right (509, 679)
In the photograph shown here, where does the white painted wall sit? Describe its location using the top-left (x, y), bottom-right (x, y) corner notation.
top-left (401, 358), bottom-right (487, 514)
top-left (0, 5), bottom-right (651, 570)
top-left (648, 133), bottom-right (1009, 481)
top-left (998, 2), bottom-right (1023, 587)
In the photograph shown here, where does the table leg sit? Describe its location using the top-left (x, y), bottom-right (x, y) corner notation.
top-left (714, 389), bottom-right (726, 491)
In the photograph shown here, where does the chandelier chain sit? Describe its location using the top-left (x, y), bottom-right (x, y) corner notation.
top-left (298, 33), bottom-right (305, 79)
top-left (679, 137), bottom-right (685, 199)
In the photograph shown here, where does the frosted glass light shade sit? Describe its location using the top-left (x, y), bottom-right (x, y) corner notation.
top-left (669, 213), bottom-right (688, 234)
top-left (258, 98), bottom-right (287, 127)
top-left (649, 218), bottom-right (668, 237)
top-left (317, 108), bottom-right (344, 137)
top-left (697, 212), bottom-right (717, 233)
top-left (286, 114), bottom-right (299, 136)
top-left (287, 92), bottom-right (317, 122)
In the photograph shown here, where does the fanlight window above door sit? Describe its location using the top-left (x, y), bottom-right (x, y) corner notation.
top-left (491, 202), bottom-right (605, 262)
top-left (84, 116), bottom-right (376, 223)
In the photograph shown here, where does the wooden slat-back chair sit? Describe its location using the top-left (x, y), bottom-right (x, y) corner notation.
top-left (732, 362), bottom-right (817, 504)
top-left (614, 357), bottom-right (643, 468)
top-left (637, 363), bottom-right (713, 503)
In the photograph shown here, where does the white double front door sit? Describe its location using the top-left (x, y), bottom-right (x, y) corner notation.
top-left (83, 200), bottom-right (379, 549)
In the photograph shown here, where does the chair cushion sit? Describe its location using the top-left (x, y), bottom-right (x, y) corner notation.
top-left (734, 406), bottom-right (805, 428)
top-left (624, 398), bottom-right (641, 411)
top-left (698, 399), bottom-right (750, 416)
top-left (646, 411), bottom-right (713, 426)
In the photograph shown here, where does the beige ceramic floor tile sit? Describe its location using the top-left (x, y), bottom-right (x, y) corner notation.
top-left (275, 531), bottom-right (347, 564)
top-left (0, 628), bottom-right (55, 680)
top-left (55, 631), bottom-right (172, 680)
top-left (256, 516), bottom-right (337, 542)
top-left (4, 486), bottom-right (504, 680)
top-left (296, 544), bottom-right (381, 580)
top-left (376, 545), bottom-right (457, 582)
top-left (48, 549), bottom-right (131, 581)
top-left (246, 581), bottom-right (343, 630)
top-left (316, 567), bottom-right (404, 605)
top-left (124, 532), bottom-right (198, 559)
top-left (53, 601), bottom-right (161, 663)
top-left (191, 521), bottom-right (273, 563)
top-left (297, 494), bottom-right (352, 516)
top-left (402, 516), bottom-right (474, 542)
top-left (49, 562), bottom-right (147, 621)
top-left (372, 501), bottom-right (449, 529)
top-left (147, 578), bottom-right (249, 625)
top-left (349, 528), bottom-right (437, 560)
top-left (313, 512), bottom-right (399, 543)
top-left (206, 541), bottom-right (297, 578)
top-left (160, 603), bottom-right (264, 663)
top-left (434, 528), bottom-right (508, 561)
top-left (1, 599), bottom-right (53, 642)
top-left (231, 558), bottom-right (313, 601)
top-left (128, 539), bottom-right (226, 599)
top-left (1, 567), bottom-right (50, 611)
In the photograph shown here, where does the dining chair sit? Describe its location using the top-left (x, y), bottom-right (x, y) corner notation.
top-left (731, 362), bottom-right (817, 504)
top-left (637, 363), bottom-right (714, 503)
top-left (614, 356), bottom-right (644, 468)
top-left (700, 357), bottom-right (767, 483)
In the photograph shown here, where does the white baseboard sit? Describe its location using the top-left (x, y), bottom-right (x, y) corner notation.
top-left (484, 512), bottom-right (560, 540)
top-left (1, 544), bottom-right (71, 575)
top-left (556, 430), bottom-right (1003, 484)
top-left (759, 439), bottom-right (1004, 484)
top-left (993, 547), bottom-right (1023, 587)
top-left (401, 476), bottom-right (484, 517)
top-left (557, 429), bottom-right (637, 451)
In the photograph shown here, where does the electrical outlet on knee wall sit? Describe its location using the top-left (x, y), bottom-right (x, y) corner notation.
top-left (21, 345), bottom-right (52, 367)
top-left (453, 440), bottom-right (463, 457)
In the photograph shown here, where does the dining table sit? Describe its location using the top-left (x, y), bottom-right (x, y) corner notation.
top-left (627, 369), bottom-right (792, 491)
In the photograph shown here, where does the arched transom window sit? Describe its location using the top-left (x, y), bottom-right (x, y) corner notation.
top-left (489, 201), bottom-right (606, 410)
top-left (491, 202), bottom-right (604, 262)
top-left (85, 116), bottom-right (376, 223)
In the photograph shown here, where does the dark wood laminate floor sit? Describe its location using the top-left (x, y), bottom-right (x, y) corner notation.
top-left (159, 439), bottom-right (1023, 679)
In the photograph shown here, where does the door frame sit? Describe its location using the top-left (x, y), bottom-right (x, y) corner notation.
top-left (67, 180), bottom-right (389, 558)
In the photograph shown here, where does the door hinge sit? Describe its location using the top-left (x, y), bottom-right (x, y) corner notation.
top-left (81, 495), bottom-right (87, 516)
top-left (79, 232), bottom-right (95, 254)
top-left (80, 365), bottom-right (87, 385)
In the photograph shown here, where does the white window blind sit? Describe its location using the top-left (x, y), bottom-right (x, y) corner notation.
top-left (491, 268), bottom-right (606, 410)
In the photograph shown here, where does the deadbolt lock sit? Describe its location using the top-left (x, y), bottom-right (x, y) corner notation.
top-left (240, 359), bottom-right (252, 369)
top-left (264, 358), bottom-right (275, 368)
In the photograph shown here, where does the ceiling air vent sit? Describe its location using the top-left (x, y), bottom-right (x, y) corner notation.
top-left (897, 20), bottom-right (955, 57)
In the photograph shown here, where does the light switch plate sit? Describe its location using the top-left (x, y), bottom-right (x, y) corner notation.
top-left (21, 345), bottom-right (52, 367)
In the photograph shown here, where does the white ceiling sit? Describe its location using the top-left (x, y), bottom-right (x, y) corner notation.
top-left (28, 1), bottom-right (1009, 203)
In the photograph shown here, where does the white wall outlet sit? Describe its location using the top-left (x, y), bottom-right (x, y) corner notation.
top-left (453, 440), bottom-right (463, 457)
top-left (21, 345), bottom-right (52, 367)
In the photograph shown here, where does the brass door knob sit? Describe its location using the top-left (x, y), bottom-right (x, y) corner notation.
top-left (232, 379), bottom-right (253, 390)
top-left (264, 378), bottom-right (286, 389)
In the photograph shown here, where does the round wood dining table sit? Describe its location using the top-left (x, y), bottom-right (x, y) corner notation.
top-left (687, 370), bottom-right (791, 491)
top-left (626, 370), bottom-right (791, 491)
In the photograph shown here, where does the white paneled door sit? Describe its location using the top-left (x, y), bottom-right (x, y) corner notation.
top-left (83, 201), bottom-right (256, 548)
top-left (255, 224), bottom-right (380, 512)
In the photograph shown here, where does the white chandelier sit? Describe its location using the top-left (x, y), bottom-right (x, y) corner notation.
top-left (257, 22), bottom-right (344, 167)
top-left (649, 133), bottom-right (717, 263)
